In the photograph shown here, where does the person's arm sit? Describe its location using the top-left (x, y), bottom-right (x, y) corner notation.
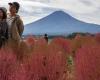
top-left (5, 25), bottom-right (9, 39)
top-left (17, 18), bottom-right (24, 36)
top-left (4, 22), bottom-right (9, 39)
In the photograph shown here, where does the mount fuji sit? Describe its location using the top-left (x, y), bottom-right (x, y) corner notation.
top-left (23, 11), bottom-right (100, 35)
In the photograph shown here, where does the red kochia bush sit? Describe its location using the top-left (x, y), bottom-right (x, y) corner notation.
top-left (47, 43), bottom-right (68, 80)
top-left (8, 63), bottom-right (29, 80)
top-left (75, 44), bottom-right (100, 80)
top-left (51, 37), bottom-right (71, 54)
top-left (0, 38), bottom-right (68, 80)
top-left (26, 38), bottom-right (49, 80)
top-left (95, 33), bottom-right (100, 43)
top-left (0, 47), bottom-right (17, 80)
top-left (25, 36), bottom-right (35, 47)
top-left (26, 39), bottom-right (68, 80)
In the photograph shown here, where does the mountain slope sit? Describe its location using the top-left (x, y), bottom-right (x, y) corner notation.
top-left (23, 11), bottom-right (100, 35)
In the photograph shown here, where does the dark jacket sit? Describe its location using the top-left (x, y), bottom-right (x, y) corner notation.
top-left (0, 20), bottom-right (8, 47)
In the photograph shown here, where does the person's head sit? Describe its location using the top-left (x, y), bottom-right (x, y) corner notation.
top-left (0, 7), bottom-right (7, 20)
top-left (8, 2), bottom-right (20, 14)
top-left (44, 34), bottom-right (48, 37)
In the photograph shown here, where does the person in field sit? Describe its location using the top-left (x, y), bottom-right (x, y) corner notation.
top-left (44, 34), bottom-right (48, 42)
top-left (0, 7), bottom-right (8, 48)
top-left (7, 2), bottom-right (24, 42)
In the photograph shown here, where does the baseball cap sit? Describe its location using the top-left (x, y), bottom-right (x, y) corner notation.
top-left (8, 2), bottom-right (20, 12)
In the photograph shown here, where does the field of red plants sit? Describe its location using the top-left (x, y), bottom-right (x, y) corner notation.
top-left (0, 33), bottom-right (100, 80)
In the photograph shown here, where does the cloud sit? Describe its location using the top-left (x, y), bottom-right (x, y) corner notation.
top-left (0, 0), bottom-right (100, 25)
top-left (0, 0), bottom-right (57, 24)
top-left (46, 0), bottom-right (100, 24)
top-left (47, 0), bottom-right (97, 13)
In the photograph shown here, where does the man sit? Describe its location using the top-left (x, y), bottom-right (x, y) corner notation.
top-left (7, 2), bottom-right (24, 41)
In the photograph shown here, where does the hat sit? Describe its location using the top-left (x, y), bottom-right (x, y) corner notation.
top-left (8, 2), bottom-right (20, 12)
top-left (0, 7), bottom-right (7, 12)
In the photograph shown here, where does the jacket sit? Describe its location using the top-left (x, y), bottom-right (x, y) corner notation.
top-left (0, 20), bottom-right (8, 47)
top-left (8, 15), bottom-right (24, 41)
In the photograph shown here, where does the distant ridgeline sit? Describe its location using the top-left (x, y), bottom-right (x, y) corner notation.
top-left (22, 32), bottom-right (95, 39)
top-left (66, 32), bottom-right (94, 39)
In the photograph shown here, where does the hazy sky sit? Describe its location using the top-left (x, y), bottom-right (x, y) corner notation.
top-left (0, 0), bottom-right (100, 25)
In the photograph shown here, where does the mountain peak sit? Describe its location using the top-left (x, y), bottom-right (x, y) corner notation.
top-left (52, 10), bottom-right (67, 14)
top-left (47, 10), bottom-right (73, 19)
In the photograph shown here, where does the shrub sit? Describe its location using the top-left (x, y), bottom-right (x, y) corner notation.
top-left (75, 44), bottom-right (100, 80)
